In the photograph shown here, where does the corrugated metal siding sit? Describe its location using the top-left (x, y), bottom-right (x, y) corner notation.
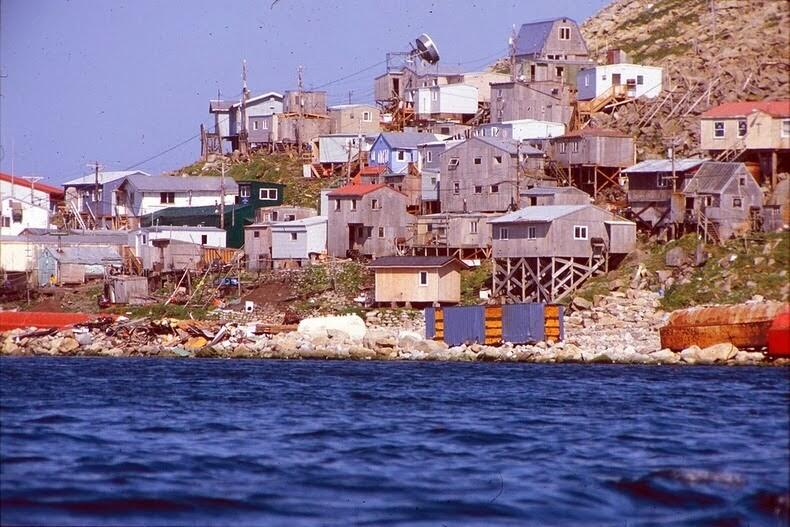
top-left (442, 306), bottom-right (486, 346)
top-left (502, 303), bottom-right (545, 344)
top-left (424, 308), bottom-right (435, 339)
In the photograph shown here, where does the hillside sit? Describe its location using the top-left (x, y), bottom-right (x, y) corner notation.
top-left (581, 0), bottom-right (790, 158)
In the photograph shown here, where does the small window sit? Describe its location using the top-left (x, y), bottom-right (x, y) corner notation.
top-left (426, 151), bottom-right (433, 163)
top-left (253, 121), bottom-right (260, 131)
top-left (290, 232), bottom-right (298, 241)
top-left (494, 155), bottom-right (502, 164)
top-left (657, 174), bottom-right (671, 188)
top-left (500, 227), bottom-right (509, 240)
top-left (714, 121), bottom-right (725, 139)
top-left (371, 199), bottom-right (380, 210)
top-left (362, 111), bottom-right (372, 122)
top-left (160, 192), bottom-right (175, 204)
top-left (732, 197), bottom-right (742, 208)
top-left (490, 184), bottom-right (499, 193)
top-left (602, 74), bottom-right (607, 81)
top-left (739, 177), bottom-right (746, 186)
top-left (334, 199), bottom-right (341, 211)
top-left (350, 199), bottom-right (358, 211)
top-left (559, 142), bottom-right (567, 154)
top-left (262, 120), bottom-right (268, 129)
top-left (259, 188), bottom-right (278, 201)
top-left (474, 157), bottom-right (482, 165)
top-left (559, 26), bottom-right (571, 40)
top-left (555, 66), bottom-right (564, 78)
top-left (254, 230), bottom-right (260, 238)
top-left (1, 217), bottom-right (9, 228)
top-left (571, 141), bottom-right (579, 153)
top-left (527, 226), bottom-right (536, 240)
top-left (430, 177), bottom-right (437, 185)
top-left (573, 225), bottom-right (588, 240)
top-left (431, 90), bottom-right (438, 101)
top-left (141, 234), bottom-right (147, 244)
top-left (285, 214), bottom-right (295, 221)
top-left (240, 186), bottom-right (250, 198)
top-left (453, 182), bottom-right (460, 195)
top-left (397, 150), bottom-right (406, 161)
top-left (378, 227), bottom-right (385, 238)
top-left (738, 120), bottom-right (747, 138)
top-left (474, 185), bottom-right (482, 194)
top-left (470, 221), bottom-right (478, 234)
top-left (636, 75), bottom-right (644, 85)
top-left (782, 119), bottom-right (790, 138)
top-left (201, 234), bottom-right (208, 245)
top-left (418, 271), bottom-right (428, 286)
top-left (448, 157), bottom-right (459, 169)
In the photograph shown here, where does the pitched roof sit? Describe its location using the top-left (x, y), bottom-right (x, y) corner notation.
top-left (327, 183), bottom-right (388, 197)
top-left (229, 92), bottom-right (283, 110)
top-left (521, 185), bottom-right (590, 196)
top-left (209, 100), bottom-right (234, 112)
top-left (701, 100), bottom-right (790, 118)
top-left (515, 18), bottom-right (578, 56)
top-left (122, 174), bottom-right (238, 193)
top-left (359, 165), bottom-right (387, 176)
top-left (367, 256), bottom-right (467, 269)
top-left (622, 158), bottom-right (709, 174)
top-left (44, 246), bottom-right (122, 264)
top-left (557, 128), bottom-right (630, 139)
top-left (473, 136), bottom-right (544, 156)
top-left (683, 162), bottom-right (748, 194)
top-left (490, 204), bottom-right (600, 224)
top-left (378, 132), bottom-right (440, 149)
top-left (270, 216), bottom-right (327, 230)
top-left (64, 170), bottom-right (150, 186)
top-left (0, 173), bottom-right (64, 197)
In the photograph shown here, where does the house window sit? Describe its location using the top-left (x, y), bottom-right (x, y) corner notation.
top-left (738, 120), bottom-right (747, 137)
top-left (494, 155), bottom-right (502, 164)
top-left (453, 182), bottom-right (460, 194)
top-left (430, 176), bottom-right (437, 185)
top-left (559, 142), bottom-right (567, 153)
top-left (1, 217), bottom-right (9, 228)
top-left (732, 197), bottom-right (742, 208)
top-left (142, 234), bottom-right (147, 244)
top-left (397, 150), bottom-right (406, 161)
top-left (201, 234), bottom-right (208, 245)
top-left (350, 199), bottom-right (358, 211)
top-left (559, 26), bottom-right (571, 40)
top-left (254, 230), bottom-right (260, 238)
top-left (371, 199), bottom-right (380, 210)
top-left (474, 185), bottom-right (482, 194)
top-left (714, 121), bottom-right (725, 138)
top-left (573, 225), bottom-right (588, 240)
top-left (334, 199), bottom-right (341, 211)
top-left (474, 157), bottom-right (482, 165)
top-left (426, 151), bottom-right (433, 163)
top-left (527, 226), bottom-right (537, 240)
top-left (240, 186), bottom-right (250, 198)
top-left (262, 120), bottom-right (268, 129)
top-left (290, 232), bottom-right (298, 241)
top-left (431, 90), bottom-right (438, 101)
top-left (499, 227), bottom-right (509, 240)
top-left (160, 192), bottom-right (175, 204)
top-left (470, 221), bottom-right (478, 234)
top-left (571, 141), bottom-right (579, 153)
top-left (657, 174), bottom-right (671, 188)
top-left (448, 157), bottom-right (460, 169)
top-left (782, 119), bottom-right (790, 137)
top-left (637, 75), bottom-right (644, 85)
top-left (555, 66), bottom-right (564, 78)
top-left (418, 271), bottom-right (428, 286)
top-left (378, 227), bottom-right (385, 238)
top-left (490, 184), bottom-right (499, 193)
top-left (362, 111), bottom-right (372, 122)
top-left (253, 121), bottom-right (260, 131)
top-left (259, 188), bottom-right (278, 201)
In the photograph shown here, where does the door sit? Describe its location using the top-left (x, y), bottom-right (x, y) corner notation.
top-left (392, 78), bottom-right (400, 97)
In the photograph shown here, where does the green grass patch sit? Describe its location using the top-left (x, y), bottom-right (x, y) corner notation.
top-left (460, 261), bottom-right (492, 305)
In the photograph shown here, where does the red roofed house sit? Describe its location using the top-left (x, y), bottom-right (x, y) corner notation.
top-left (326, 183), bottom-right (411, 258)
top-left (547, 128), bottom-right (636, 199)
top-left (0, 172), bottom-right (64, 236)
top-left (700, 100), bottom-right (790, 187)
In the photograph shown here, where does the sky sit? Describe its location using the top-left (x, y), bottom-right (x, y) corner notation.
top-left (0, 0), bottom-right (608, 185)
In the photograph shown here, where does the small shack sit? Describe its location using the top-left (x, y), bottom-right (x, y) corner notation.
top-left (367, 256), bottom-right (468, 306)
top-left (37, 246), bottom-right (122, 286)
top-left (106, 275), bottom-right (149, 305)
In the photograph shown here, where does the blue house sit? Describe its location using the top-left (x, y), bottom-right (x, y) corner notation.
top-left (368, 132), bottom-right (441, 175)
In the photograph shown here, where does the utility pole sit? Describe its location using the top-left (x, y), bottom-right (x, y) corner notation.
top-left (512, 141), bottom-right (522, 210)
top-left (239, 60), bottom-right (250, 156)
top-left (87, 161), bottom-right (102, 228)
top-left (670, 138), bottom-right (677, 192)
top-left (296, 65), bottom-right (304, 155)
top-left (220, 161), bottom-right (226, 230)
top-left (508, 25), bottom-right (517, 82)
top-left (348, 90), bottom-right (353, 105)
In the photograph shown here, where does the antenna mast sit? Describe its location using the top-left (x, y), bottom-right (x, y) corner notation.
top-left (238, 60), bottom-right (250, 156)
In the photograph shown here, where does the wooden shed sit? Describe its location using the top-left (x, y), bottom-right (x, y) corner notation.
top-left (37, 246), bottom-right (122, 286)
top-left (106, 275), bottom-right (149, 305)
top-left (367, 256), bottom-right (468, 306)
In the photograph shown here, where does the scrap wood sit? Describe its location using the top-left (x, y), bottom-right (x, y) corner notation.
top-left (16, 328), bottom-right (57, 340)
top-left (255, 323), bottom-right (298, 335)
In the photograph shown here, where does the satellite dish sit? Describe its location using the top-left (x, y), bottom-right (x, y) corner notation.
top-left (414, 33), bottom-right (440, 64)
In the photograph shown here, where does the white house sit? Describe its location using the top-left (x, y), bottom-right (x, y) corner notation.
top-left (412, 84), bottom-right (479, 117)
top-left (0, 197), bottom-right (52, 236)
top-left (270, 216), bottom-right (327, 266)
top-left (116, 174), bottom-right (237, 218)
top-left (577, 63), bottom-right (663, 101)
top-left (63, 170), bottom-right (150, 224)
top-left (475, 119), bottom-right (566, 141)
top-left (1, 172), bottom-right (63, 211)
top-left (130, 225), bottom-right (226, 253)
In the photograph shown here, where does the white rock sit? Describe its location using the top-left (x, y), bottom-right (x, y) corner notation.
top-left (697, 342), bottom-right (738, 363)
top-left (298, 314), bottom-right (367, 341)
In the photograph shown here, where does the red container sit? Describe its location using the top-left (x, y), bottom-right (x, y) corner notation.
top-left (0, 311), bottom-right (111, 332)
top-left (767, 310), bottom-right (790, 357)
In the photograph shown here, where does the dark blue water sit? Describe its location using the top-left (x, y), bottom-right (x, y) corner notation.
top-left (1, 358), bottom-right (788, 526)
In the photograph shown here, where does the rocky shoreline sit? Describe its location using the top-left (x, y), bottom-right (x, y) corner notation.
top-left (1, 289), bottom-right (786, 366)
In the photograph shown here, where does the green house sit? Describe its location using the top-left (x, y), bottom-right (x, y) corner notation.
top-left (236, 181), bottom-right (285, 208)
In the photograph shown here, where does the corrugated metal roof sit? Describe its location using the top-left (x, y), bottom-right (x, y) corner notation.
top-left (379, 132), bottom-right (440, 149)
top-left (489, 205), bottom-right (590, 224)
top-left (137, 225), bottom-right (225, 233)
top-left (270, 216), bottom-right (327, 230)
top-left (515, 19), bottom-right (557, 56)
top-left (45, 246), bottom-right (122, 264)
top-left (521, 185), bottom-right (589, 196)
top-left (623, 158), bottom-right (709, 174)
top-left (683, 162), bottom-right (746, 194)
top-left (557, 127), bottom-right (630, 139)
top-left (473, 136), bottom-right (544, 156)
top-left (123, 174), bottom-right (238, 193)
top-left (14, 229), bottom-right (130, 245)
top-left (367, 256), bottom-right (466, 269)
top-left (64, 170), bottom-right (150, 187)
top-left (0, 173), bottom-right (64, 196)
top-left (701, 100), bottom-right (790, 118)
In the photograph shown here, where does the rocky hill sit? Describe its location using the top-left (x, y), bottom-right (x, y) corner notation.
top-left (581, 0), bottom-right (790, 158)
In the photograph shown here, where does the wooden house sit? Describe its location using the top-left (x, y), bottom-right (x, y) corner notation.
top-left (520, 185), bottom-right (591, 207)
top-left (440, 136), bottom-right (546, 214)
top-left (37, 246), bottom-right (122, 286)
top-left (369, 132), bottom-right (441, 175)
top-left (622, 158), bottom-right (708, 232)
top-left (513, 17), bottom-right (592, 84)
top-left (490, 204), bottom-right (635, 302)
top-left (209, 92), bottom-right (283, 151)
top-left (454, 71), bottom-right (511, 103)
top-left (475, 119), bottom-right (566, 141)
top-left (244, 206), bottom-right (317, 270)
top-left (681, 162), bottom-right (764, 241)
top-left (328, 104), bottom-right (381, 135)
top-left (417, 139), bottom-right (462, 214)
top-left (547, 128), bottom-right (635, 199)
top-left (577, 63), bottom-right (663, 102)
top-left (699, 100), bottom-right (790, 187)
top-left (0, 172), bottom-right (63, 218)
top-left (367, 256), bottom-right (467, 306)
top-left (143, 204), bottom-right (250, 249)
top-left (410, 84), bottom-right (479, 120)
top-left (408, 212), bottom-right (500, 259)
top-left (326, 183), bottom-right (411, 258)
top-left (236, 180), bottom-right (286, 208)
top-left (276, 114), bottom-right (331, 146)
top-left (270, 216), bottom-right (327, 268)
top-left (62, 170), bottom-right (149, 229)
top-left (1, 197), bottom-right (51, 237)
top-left (283, 90), bottom-right (327, 115)
top-left (490, 81), bottom-right (575, 125)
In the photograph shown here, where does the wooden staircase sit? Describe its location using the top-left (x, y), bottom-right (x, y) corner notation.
top-left (695, 209), bottom-right (721, 245)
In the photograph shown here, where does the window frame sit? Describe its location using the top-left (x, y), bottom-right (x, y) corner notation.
top-left (571, 140), bottom-right (579, 153)
top-left (334, 199), bottom-right (341, 211)
top-left (201, 234), bottom-right (208, 245)
top-left (636, 75), bottom-right (644, 85)
top-left (737, 120), bottom-right (747, 138)
top-left (396, 150), bottom-right (406, 162)
top-left (290, 232), bottom-right (298, 241)
top-left (474, 157), bottom-right (482, 165)
top-left (426, 151), bottom-right (433, 163)
top-left (350, 199), bottom-right (358, 211)
top-left (362, 111), bottom-right (372, 122)
top-left (452, 182), bottom-right (460, 195)
top-left (527, 226), bottom-right (537, 240)
top-left (159, 192), bottom-right (175, 204)
top-left (559, 26), bottom-right (571, 40)
top-left (782, 119), bottom-right (790, 138)
top-left (559, 142), bottom-right (567, 154)
top-left (490, 184), bottom-right (499, 194)
top-left (732, 197), bottom-right (742, 208)
top-left (239, 186), bottom-right (251, 198)
top-left (259, 188), bottom-right (278, 201)
top-left (254, 230), bottom-right (260, 238)
top-left (474, 185), bottom-right (482, 194)
top-left (470, 220), bottom-right (478, 234)
top-left (378, 226), bottom-right (385, 239)
top-left (713, 121), bottom-right (725, 139)
top-left (448, 157), bottom-right (460, 169)
top-left (418, 271), bottom-right (428, 287)
top-left (371, 198), bottom-right (380, 210)
top-left (573, 225), bottom-right (588, 240)
top-left (499, 227), bottom-right (509, 240)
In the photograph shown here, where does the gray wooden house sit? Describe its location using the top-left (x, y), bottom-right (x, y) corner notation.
top-left (490, 81), bottom-right (575, 125)
top-left (622, 158), bottom-right (708, 232)
top-left (680, 162), bottom-right (764, 241)
top-left (326, 183), bottom-right (411, 258)
top-left (547, 128), bottom-right (635, 199)
top-left (490, 204), bottom-right (635, 303)
top-left (520, 185), bottom-right (591, 207)
top-left (244, 206), bottom-right (317, 270)
top-left (417, 139), bottom-right (462, 214)
top-left (408, 212), bottom-right (500, 260)
top-left (513, 17), bottom-right (592, 84)
top-left (440, 136), bottom-right (546, 214)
